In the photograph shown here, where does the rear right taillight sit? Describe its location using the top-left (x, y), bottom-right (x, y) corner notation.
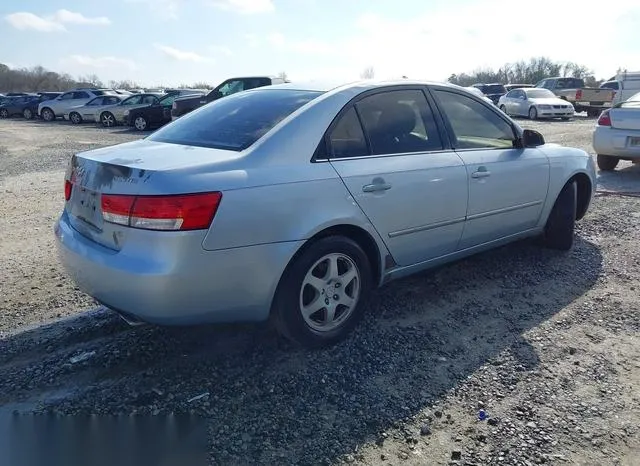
top-left (64, 180), bottom-right (73, 201)
top-left (101, 192), bottom-right (222, 231)
top-left (597, 110), bottom-right (611, 127)
top-left (575, 89), bottom-right (583, 100)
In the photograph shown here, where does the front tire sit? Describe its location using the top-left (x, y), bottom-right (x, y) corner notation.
top-left (41, 107), bottom-right (55, 122)
top-left (69, 112), bottom-right (82, 124)
top-left (596, 154), bottom-right (619, 171)
top-left (133, 115), bottom-right (148, 131)
top-left (0, 108), bottom-right (8, 119)
top-left (23, 108), bottom-right (33, 119)
top-left (272, 236), bottom-right (372, 348)
top-left (543, 181), bottom-right (577, 251)
top-left (528, 106), bottom-right (538, 120)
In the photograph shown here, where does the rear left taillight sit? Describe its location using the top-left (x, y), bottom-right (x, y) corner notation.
top-left (575, 89), bottom-right (583, 100)
top-left (64, 180), bottom-right (73, 201)
top-left (597, 110), bottom-right (611, 127)
top-left (101, 192), bottom-right (222, 231)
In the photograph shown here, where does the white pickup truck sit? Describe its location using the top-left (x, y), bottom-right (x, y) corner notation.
top-left (600, 71), bottom-right (640, 106)
top-left (535, 77), bottom-right (615, 117)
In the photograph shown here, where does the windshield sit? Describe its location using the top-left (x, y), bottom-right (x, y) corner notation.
top-left (525, 89), bottom-right (555, 99)
top-left (148, 89), bottom-right (324, 151)
top-left (483, 84), bottom-right (506, 94)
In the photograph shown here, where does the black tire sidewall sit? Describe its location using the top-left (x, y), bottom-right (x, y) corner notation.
top-left (42, 108), bottom-right (54, 121)
top-left (23, 109), bottom-right (32, 119)
top-left (70, 113), bottom-right (81, 124)
top-left (544, 181), bottom-right (577, 250)
top-left (597, 154), bottom-right (619, 171)
top-left (135, 116), bottom-right (147, 130)
top-left (0, 109), bottom-right (7, 118)
top-left (273, 236), bottom-right (373, 348)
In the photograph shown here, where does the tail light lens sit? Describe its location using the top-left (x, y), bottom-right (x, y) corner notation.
top-left (64, 180), bottom-right (73, 201)
top-left (597, 110), bottom-right (612, 127)
top-left (101, 192), bottom-right (222, 231)
top-left (575, 89), bottom-right (583, 100)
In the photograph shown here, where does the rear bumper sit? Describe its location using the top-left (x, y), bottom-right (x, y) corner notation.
top-left (593, 126), bottom-right (640, 159)
top-left (54, 210), bottom-right (303, 325)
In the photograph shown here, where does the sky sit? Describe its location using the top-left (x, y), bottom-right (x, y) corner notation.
top-left (1, 0), bottom-right (639, 87)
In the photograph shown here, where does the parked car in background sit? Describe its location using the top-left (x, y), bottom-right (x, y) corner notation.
top-left (505, 84), bottom-right (534, 91)
top-left (95, 93), bottom-right (163, 127)
top-left (600, 71), bottom-right (640, 107)
top-left (65, 95), bottom-right (124, 124)
top-left (464, 86), bottom-right (494, 105)
top-left (0, 94), bottom-right (39, 118)
top-left (535, 77), bottom-right (614, 117)
top-left (498, 88), bottom-right (574, 120)
top-left (22, 93), bottom-right (62, 119)
top-left (55, 80), bottom-right (595, 348)
top-left (126, 90), bottom-right (205, 131)
top-left (171, 76), bottom-right (287, 119)
top-left (4, 92), bottom-right (30, 97)
top-left (471, 83), bottom-right (507, 104)
top-left (38, 88), bottom-right (119, 121)
top-left (592, 91), bottom-right (640, 171)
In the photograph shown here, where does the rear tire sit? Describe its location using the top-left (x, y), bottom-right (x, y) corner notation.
top-left (23, 108), bottom-right (33, 119)
top-left (41, 107), bottom-right (55, 121)
top-left (272, 236), bottom-right (372, 348)
top-left (543, 181), bottom-right (577, 251)
top-left (597, 154), bottom-right (619, 171)
top-left (100, 111), bottom-right (116, 127)
top-left (69, 112), bottom-right (82, 124)
top-left (587, 108), bottom-right (600, 118)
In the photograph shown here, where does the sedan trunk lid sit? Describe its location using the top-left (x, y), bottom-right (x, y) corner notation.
top-left (609, 102), bottom-right (640, 130)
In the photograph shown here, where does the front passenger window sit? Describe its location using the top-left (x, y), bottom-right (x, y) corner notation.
top-left (433, 90), bottom-right (516, 150)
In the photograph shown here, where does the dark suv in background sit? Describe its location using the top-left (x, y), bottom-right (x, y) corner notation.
top-left (171, 76), bottom-right (287, 119)
top-left (471, 83), bottom-right (508, 105)
top-left (125, 89), bottom-right (205, 131)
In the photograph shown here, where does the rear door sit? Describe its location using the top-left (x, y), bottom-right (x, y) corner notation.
top-left (82, 97), bottom-right (105, 118)
top-left (327, 87), bottom-right (468, 266)
top-left (430, 87), bottom-right (550, 249)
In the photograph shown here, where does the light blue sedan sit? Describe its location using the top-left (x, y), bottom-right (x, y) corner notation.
top-left (54, 80), bottom-right (596, 348)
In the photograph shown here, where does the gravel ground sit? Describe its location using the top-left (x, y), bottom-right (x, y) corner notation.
top-left (0, 116), bottom-right (639, 466)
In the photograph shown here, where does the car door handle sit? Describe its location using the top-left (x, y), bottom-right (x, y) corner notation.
top-left (471, 170), bottom-right (491, 179)
top-left (362, 182), bottom-right (392, 192)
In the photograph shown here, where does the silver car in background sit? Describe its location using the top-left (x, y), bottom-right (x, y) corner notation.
top-left (592, 91), bottom-right (640, 171)
top-left (55, 80), bottom-right (595, 348)
top-left (498, 88), bottom-right (574, 120)
top-left (65, 95), bottom-right (124, 124)
top-left (94, 93), bottom-right (163, 127)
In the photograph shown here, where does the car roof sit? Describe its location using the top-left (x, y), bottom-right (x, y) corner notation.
top-left (259, 79), bottom-right (463, 94)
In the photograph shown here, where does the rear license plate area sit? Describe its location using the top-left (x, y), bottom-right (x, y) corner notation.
top-left (72, 187), bottom-right (101, 228)
top-left (629, 137), bottom-right (640, 147)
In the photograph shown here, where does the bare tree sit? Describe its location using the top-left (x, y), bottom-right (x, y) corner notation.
top-left (277, 71), bottom-right (288, 81)
top-left (360, 66), bottom-right (375, 79)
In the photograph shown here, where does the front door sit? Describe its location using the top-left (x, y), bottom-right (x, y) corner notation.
top-left (431, 88), bottom-right (550, 250)
top-left (327, 88), bottom-right (469, 267)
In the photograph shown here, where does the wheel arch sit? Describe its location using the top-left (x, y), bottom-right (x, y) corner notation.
top-left (568, 172), bottom-right (593, 221)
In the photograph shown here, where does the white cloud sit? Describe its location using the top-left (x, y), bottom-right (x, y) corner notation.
top-left (4, 9), bottom-right (110, 32)
top-left (209, 45), bottom-right (233, 56)
top-left (209, 0), bottom-right (274, 14)
top-left (52, 10), bottom-right (110, 25)
top-left (124, 0), bottom-right (183, 20)
top-left (5, 12), bottom-right (66, 32)
top-left (267, 32), bottom-right (286, 47)
top-left (154, 44), bottom-right (210, 62)
top-left (63, 55), bottom-right (137, 70)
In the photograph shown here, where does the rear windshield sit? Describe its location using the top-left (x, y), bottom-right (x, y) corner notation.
top-left (483, 84), bottom-right (507, 94)
top-left (148, 89), bottom-right (324, 151)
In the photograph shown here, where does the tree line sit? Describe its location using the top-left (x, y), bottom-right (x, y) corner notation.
top-left (0, 63), bottom-right (214, 93)
top-left (447, 56), bottom-right (607, 87)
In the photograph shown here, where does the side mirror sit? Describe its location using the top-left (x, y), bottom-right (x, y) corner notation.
top-left (522, 129), bottom-right (545, 147)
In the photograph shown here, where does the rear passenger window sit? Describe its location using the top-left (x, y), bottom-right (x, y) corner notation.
top-left (329, 107), bottom-right (368, 159)
top-left (433, 90), bottom-right (516, 150)
top-left (355, 90), bottom-right (443, 155)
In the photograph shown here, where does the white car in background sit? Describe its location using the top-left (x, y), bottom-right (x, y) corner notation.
top-left (64, 95), bottom-right (124, 124)
top-left (38, 88), bottom-right (118, 122)
top-left (498, 88), bottom-right (574, 120)
top-left (464, 86), bottom-right (494, 105)
top-left (592, 91), bottom-right (640, 171)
